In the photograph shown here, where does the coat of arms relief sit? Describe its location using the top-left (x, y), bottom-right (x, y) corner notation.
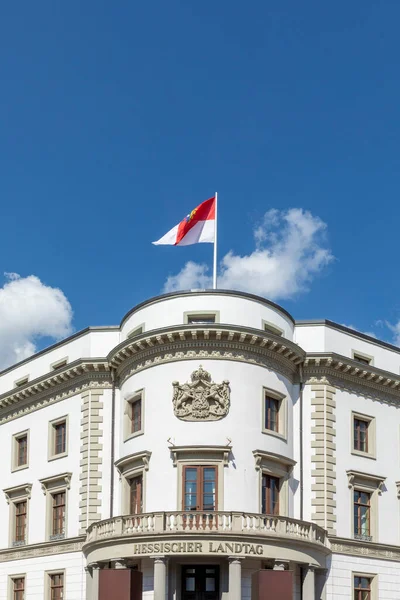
top-left (172, 365), bottom-right (230, 421)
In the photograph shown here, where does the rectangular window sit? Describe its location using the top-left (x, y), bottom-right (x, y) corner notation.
top-left (264, 396), bottom-right (279, 432)
top-left (187, 314), bottom-right (216, 324)
top-left (353, 354), bottom-right (371, 365)
top-left (354, 418), bottom-right (369, 453)
top-left (129, 475), bottom-right (143, 514)
top-left (12, 577), bottom-right (25, 600)
top-left (54, 421), bottom-right (66, 455)
top-left (183, 466), bottom-right (217, 511)
top-left (16, 436), bottom-right (28, 467)
top-left (51, 359), bottom-right (68, 371)
top-left (354, 576), bottom-right (371, 600)
top-left (14, 501), bottom-right (27, 543)
top-left (263, 322), bottom-right (283, 336)
top-left (14, 376), bottom-right (29, 388)
top-left (51, 492), bottom-right (66, 537)
top-left (131, 398), bottom-right (142, 434)
top-left (354, 490), bottom-right (371, 540)
top-left (127, 326), bottom-right (143, 339)
top-left (261, 475), bottom-right (280, 515)
top-left (49, 573), bottom-right (64, 600)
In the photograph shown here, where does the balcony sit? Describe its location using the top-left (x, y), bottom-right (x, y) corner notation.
top-left (86, 511), bottom-right (328, 548)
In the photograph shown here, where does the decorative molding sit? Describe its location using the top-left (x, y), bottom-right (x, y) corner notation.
top-left (329, 535), bottom-right (400, 562)
top-left (346, 470), bottom-right (386, 495)
top-left (3, 483), bottom-right (32, 504)
top-left (0, 536), bottom-right (85, 563)
top-left (79, 390), bottom-right (104, 535)
top-left (172, 365), bottom-right (230, 421)
top-left (115, 451), bottom-right (152, 475)
top-left (108, 325), bottom-right (304, 385)
top-left (170, 445), bottom-right (231, 467)
top-left (39, 473), bottom-right (72, 494)
top-left (311, 383), bottom-right (337, 535)
top-left (0, 359), bottom-right (111, 424)
top-left (396, 482), bottom-right (400, 499)
top-left (304, 354), bottom-right (400, 404)
top-left (252, 450), bottom-right (296, 472)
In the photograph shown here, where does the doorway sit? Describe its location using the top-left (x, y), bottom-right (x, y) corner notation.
top-left (181, 565), bottom-right (219, 600)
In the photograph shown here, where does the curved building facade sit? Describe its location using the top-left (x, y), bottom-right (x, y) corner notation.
top-left (1, 290), bottom-right (399, 599)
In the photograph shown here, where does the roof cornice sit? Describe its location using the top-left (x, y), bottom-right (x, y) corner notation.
top-left (0, 358), bottom-right (111, 423)
top-left (304, 353), bottom-right (400, 401)
top-left (119, 289), bottom-right (296, 327)
top-left (108, 324), bottom-right (304, 384)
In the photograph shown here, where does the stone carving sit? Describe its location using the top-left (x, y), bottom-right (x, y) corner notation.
top-left (172, 365), bottom-right (230, 421)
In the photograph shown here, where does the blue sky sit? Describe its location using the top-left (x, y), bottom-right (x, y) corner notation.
top-left (1, 1), bottom-right (400, 367)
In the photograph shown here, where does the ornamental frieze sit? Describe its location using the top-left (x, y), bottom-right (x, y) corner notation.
top-left (172, 365), bottom-right (230, 421)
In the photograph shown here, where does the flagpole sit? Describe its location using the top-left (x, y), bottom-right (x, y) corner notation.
top-left (212, 192), bottom-right (218, 289)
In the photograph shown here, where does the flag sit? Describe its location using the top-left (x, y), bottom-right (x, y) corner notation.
top-left (153, 197), bottom-right (216, 246)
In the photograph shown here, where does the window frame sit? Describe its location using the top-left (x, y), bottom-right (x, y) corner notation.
top-left (261, 473), bottom-right (280, 516)
top-left (115, 451), bottom-right (151, 515)
top-left (352, 572), bottom-right (377, 600)
top-left (11, 430), bottom-right (30, 472)
top-left (347, 470), bottom-right (385, 543)
top-left (48, 416), bottom-right (69, 461)
top-left (184, 311), bottom-right (220, 325)
top-left (262, 320), bottom-right (284, 337)
top-left (182, 465), bottom-right (218, 512)
top-left (262, 387), bottom-right (287, 440)
top-left (3, 484), bottom-right (32, 547)
top-left (352, 350), bottom-right (374, 366)
top-left (39, 473), bottom-right (71, 541)
top-left (45, 570), bottom-right (65, 600)
top-left (253, 450), bottom-right (295, 517)
top-left (127, 324), bottom-right (145, 339)
top-left (50, 357), bottom-right (68, 371)
top-left (123, 389), bottom-right (144, 441)
top-left (8, 574), bottom-right (26, 600)
top-left (14, 375), bottom-right (29, 388)
top-left (171, 445), bottom-right (230, 512)
top-left (351, 412), bottom-right (376, 459)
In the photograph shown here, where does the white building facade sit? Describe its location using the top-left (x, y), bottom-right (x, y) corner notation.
top-left (0, 289), bottom-right (399, 600)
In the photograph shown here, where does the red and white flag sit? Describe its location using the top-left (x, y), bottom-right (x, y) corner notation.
top-left (153, 197), bottom-right (216, 246)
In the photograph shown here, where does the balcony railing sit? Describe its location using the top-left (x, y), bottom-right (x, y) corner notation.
top-left (86, 512), bottom-right (328, 547)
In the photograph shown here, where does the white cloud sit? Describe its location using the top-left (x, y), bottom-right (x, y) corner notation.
top-left (163, 208), bottom-right (334, 299)
top-left (0, 273), bottom-right (73, 370)
top-left (385, 321), bottom-right (400, 346)
top-left (341, 324), bottom-right (377, 339)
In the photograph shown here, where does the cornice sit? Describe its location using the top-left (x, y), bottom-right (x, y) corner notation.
top-left (109, 324), bottom-right (304, 385)
top-left (0, 536), bottom-right (85, 563)
top-left (119, 289), bottom-right (296, 327)
top-left (329, 535), bottom-right (400, 562)
top-left (304, 353), bottom-right (400, 403)
top-left (0, 359), bottom-right (111, 424)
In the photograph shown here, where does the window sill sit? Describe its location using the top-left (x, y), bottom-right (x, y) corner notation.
top-left (49, 533), bottom-right (65, 541)
top-left (354, 533), bottom-right (373, 542)
top-left (12, 540), bottom-right (26, 547)
top-left (124, 431), bottom-right (144, 442)
top-left (351, 449), bottom-right (376, 460)
top-left (48, 452), bottom-right (68, 462)
top-left (11, 463), bottom-right (29, 473)
top-left (261, 429), bottom-right (287, 442)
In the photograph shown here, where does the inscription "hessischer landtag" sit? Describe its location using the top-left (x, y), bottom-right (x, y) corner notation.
top-left (132, 541), bottom-right (264, 556)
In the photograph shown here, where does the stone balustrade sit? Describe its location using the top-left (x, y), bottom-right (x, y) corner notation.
top-left (86, 511), bottom-right (328, 547)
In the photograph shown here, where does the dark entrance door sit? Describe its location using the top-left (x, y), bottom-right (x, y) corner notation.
top-left (182, 565), bottom-right (219, 600)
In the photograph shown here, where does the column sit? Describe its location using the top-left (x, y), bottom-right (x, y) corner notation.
top-left (273, 560), bottom-right (290, 571)
top-left (153, 556), bottom-right (167, 600)
top-left (228, 557), bottom-right (243, 600)
top-left (114, 559), bottom-right (128, 569)
top-left (91, 563), bottom-right (101, 600)
top-left (84, 567), bottom-right (92, 600)
top-left (316, 569), bottom-right (327, 600)
top-left (302, 565), bottom-right (316, 600)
